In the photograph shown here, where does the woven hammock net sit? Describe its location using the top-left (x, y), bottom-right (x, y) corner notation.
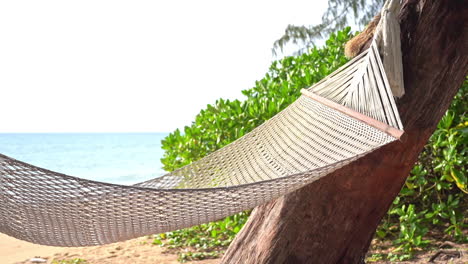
top-left (0, 0), bottom-right (404, 247)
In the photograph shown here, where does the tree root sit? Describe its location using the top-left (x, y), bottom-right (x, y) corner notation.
top-left (429, 249), bottom-right (462, 263)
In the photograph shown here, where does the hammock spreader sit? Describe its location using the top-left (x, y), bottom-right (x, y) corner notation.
top-left (0, 0), bottom-right (404, 247)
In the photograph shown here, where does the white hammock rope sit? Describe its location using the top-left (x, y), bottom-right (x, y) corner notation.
top-left (377, 0), bottom-right (405, 97)
top-left (0, 0), bottom-right (404, 247)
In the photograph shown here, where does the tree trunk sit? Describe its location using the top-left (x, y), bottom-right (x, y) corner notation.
top-left (221, 1), bottom-right (468, 263)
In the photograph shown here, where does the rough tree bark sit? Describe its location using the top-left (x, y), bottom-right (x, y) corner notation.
top-left (221, 1), bottom-right (468, 263)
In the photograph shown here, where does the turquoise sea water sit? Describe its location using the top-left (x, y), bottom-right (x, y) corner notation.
top-left (0, 133), bottom-right (168, 185)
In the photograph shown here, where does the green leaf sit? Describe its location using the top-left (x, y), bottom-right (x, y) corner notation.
top-left (450, 168), bottom-right (467, 193)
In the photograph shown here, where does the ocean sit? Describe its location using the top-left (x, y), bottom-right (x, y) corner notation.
top-left (0, 133), bottom-right (168, 185)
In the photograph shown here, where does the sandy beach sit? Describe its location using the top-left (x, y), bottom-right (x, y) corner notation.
top-left (0, 233), bottom-right (219, 264)
top-left (0, 233), bottom-right (65, 264)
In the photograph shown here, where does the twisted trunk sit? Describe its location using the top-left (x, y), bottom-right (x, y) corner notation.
top-left (221, 1), bottom-right (468, 263)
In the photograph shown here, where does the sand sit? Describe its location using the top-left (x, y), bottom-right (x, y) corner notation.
top-left (2, 232), bottom-right (466, 264)
top-left (0, 233), bottom-right (66, 264)
top-left (0, 233), bottom-right (220, 264)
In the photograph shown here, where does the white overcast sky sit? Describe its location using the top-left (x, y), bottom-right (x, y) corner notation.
top-left (0, 0), bottom-right (328, 133)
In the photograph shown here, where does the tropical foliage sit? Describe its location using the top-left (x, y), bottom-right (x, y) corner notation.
top-left (373, 78), bottom-right (467, 261)
top-left (158, 28), bottom-right (467, 261)
top-left (160, 28), bottom-right (350, 173)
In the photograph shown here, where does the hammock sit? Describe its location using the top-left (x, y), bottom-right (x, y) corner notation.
top-left (0, 0), bottom-right (404, 247)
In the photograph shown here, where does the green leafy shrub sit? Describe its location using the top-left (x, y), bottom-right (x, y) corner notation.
top-left (160, 28), bottom-right (351, 172)
top-left (159, 27), bottom-right (467, 261)
top-left (152, 212), bottom-right (249, 261)
top-left (373, 78), bottom-right (467, 260)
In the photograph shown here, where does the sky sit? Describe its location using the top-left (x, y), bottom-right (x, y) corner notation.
top-left (0, 0), bottom-right (328, 133)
